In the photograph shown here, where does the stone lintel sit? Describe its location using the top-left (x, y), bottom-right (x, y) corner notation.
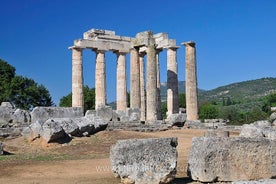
top-left (182, 41), bottom-right (196, 47)
top-left (132, 31), bottom-right (155, 47)
top-left (83, 29), bottom-right (115, 39)
top-left (74, 39), bottom-right (131, 53)
top-left (153, 33), bottom-right (179, 49)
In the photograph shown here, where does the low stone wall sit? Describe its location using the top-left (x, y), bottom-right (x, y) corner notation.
top-left (188, 137), bottom-right (276, 182)
top-left (107, 121), bottom-right (170, 132)
top-left (110, 137), bottom-right (178, 184)
top-left (31, 107), bottom-right (84, 123)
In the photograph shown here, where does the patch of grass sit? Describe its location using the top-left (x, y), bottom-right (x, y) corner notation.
top-left (0, 155), bottom-right (9, 161)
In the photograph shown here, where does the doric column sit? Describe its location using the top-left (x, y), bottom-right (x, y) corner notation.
top-left (139, 52), bottom-right (146, 121)
top-left (72, 48), bottom-right (84, 108)
top-left (116, 52), bottom-right (127, 111)
top-left (95, 50), bottom-right (106, 109)
top-left (167, 47), bottom-right (179, 116)
top-left (156, 50), bottom-right (162, 120)
top-left (182, 41), bottom-right (199, 121)
top-left (146, 45), bottom-right (157, 121)
top-left (130, 48), bottom-right (140, 108)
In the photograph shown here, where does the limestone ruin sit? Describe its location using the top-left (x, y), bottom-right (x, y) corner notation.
top-left (69, 29), bottom-right (199, 122)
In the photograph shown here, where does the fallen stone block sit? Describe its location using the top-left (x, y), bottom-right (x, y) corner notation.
top-left (96, 105), bottom-right (113, 121)
top-left (31, 107), bottom-right (83, 123)
top-left (21, 120), bottom-right (44, 141)
top-left (110, 137), bottom-right (178, 184)
top-left (188, 137), bottom-right (276, 182)
top-left (270, 112), bottom-right (276, 122)
top-left (41, 119), bottom-right (66, 143)
top-left (85, 114), bottom-right (108, 133)
top-left (0, 102), bottom-right (15, 125)
top-left (13, 109), bottom-right (31, 124)
top-left (166, 113), bottom-right (187, 126)
top-left (240, 123), bottom-right (276, 140)
top-left (50, 118), bottom-right (80, 136)
top-left (252, 120), bottom-right (271, 127)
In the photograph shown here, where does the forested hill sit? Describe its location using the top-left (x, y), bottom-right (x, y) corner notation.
top-left (198, 77), bottom-right (276, 103)
top-left (160, 77), bottom-right (276, 105)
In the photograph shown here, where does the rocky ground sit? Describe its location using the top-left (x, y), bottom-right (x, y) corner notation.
top-left (0, 128), bottom-right (240, 184)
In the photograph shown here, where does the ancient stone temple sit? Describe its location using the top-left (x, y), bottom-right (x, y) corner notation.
top-left (69, 29), bottom-right (198, 122)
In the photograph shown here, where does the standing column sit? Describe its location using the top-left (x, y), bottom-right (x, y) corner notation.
top-left (116, 52), bottom-right (127, 111)
top-left (72, 48), bottom-right (84, 108)
top-left (182, 41), bottom-right (199, 121)
top-left (156, 50), bottom-right (162, 120)
top-left (130, 48), bottom-right (140, 108)
top-left (167, 47), bottom-right (179, 116)
top-left (139, 53), bottom-right (146, 121)
top-left (146, 45), bottom-right (157, 121)
top-left (95, 50), bottom-right (106, 109)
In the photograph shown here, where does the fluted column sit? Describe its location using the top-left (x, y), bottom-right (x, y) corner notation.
top-left (95, 50), bottom-right (106, 109)
top-left (139, 52), bottom-right (146, 121)
top-left (182, 41), bottom-right (198, 121)
top-left (130, 48), bottom-right (140, 108)
top-left (167, 47), bottom-right (179, 116)
top-left (156, 50), bottom-right (162, 120)
top-left (72, 48), bottom-right (84, 108)
top-left (116, 52), bottom-right (127, 111)
top-left (146, 45), bottom-right (157, 121)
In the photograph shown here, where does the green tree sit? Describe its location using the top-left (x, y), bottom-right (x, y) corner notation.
top-left (262, 93), bottom-right (276, 113)
top-left (0, 59), bottom-right (53, 110)
top-left (199, 103), bottom-right (219, 119)
top-left (226, 97), bottom-right (232, 106)
top-left (178, 93), bottom-right (186, 108)
top-left (59, 86), bottom-right (95, 112)
top-left (0, 59), bottom-right (16, 102)
top-left (161, 102), bottom-right (167, 119)
top-left (8, 76), bottom-right (53, 110)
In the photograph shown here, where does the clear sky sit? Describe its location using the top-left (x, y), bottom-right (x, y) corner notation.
top-left (0, 0), bottom-right (275, 105)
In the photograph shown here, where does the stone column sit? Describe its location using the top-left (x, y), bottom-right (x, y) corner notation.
top-left (116, 52), bottom-right (127, 111)
top-left (182, 41), bottom-right (198, 121)
top-left (146, 45), bottom-right (157, 121)
top-left (130, 48), bottom-right (140, 108)
top-left (167, 47), bottom-right (179, 116)
top-left (95, 50), bottom-right (106, 109)
top-left (156, 50), bottom-right (162, 120)
top-left (139, 52), bottom-right (146, 121)
top-left (72, 48), bottom-right (84, 108)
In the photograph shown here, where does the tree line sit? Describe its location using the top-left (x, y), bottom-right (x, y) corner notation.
top-left (0, 59), bottom-right (53, 110)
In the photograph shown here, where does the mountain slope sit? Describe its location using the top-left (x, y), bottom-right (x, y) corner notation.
top-left (160, 77), bottom-right (276, 108)
top-left (199, 77), bottom-right (276, 103)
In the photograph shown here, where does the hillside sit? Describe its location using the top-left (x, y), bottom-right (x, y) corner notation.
top-left (199, 77), bottom-right (276, 103)
top-left (160, 77), bottom-right (276, 112)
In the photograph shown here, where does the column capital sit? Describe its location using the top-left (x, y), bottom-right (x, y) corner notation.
top-left (114, 50), bottom-right (128, 56)
top-left (156, 48), bottom-right (163, 54)
top-left (69, 46), bottom-right (83, 51)
top-left (92, 48), bottom-right (106, 54)
top-left (167, 46), bottom-right (180, 51)
top-left (182, 41), bottom-right (196, 47)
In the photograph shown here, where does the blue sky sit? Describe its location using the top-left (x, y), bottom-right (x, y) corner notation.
top-left (0, 0), bottom-right (275, 105)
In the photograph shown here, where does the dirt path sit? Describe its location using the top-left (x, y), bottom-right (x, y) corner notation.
top-left (0, 129), bottom-right (207, 184)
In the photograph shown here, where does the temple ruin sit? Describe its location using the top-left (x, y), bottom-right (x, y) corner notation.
top-left (69, 29), bottom-right (198, 122)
